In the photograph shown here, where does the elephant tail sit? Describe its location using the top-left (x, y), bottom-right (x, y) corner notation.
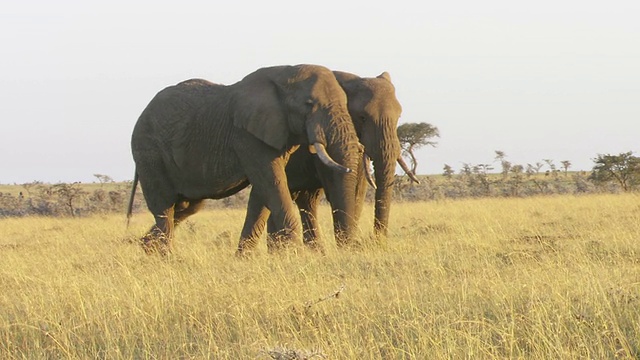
top-left (126, 171), bottom-right (139, 228)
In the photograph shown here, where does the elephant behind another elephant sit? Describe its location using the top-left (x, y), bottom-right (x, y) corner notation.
top-left (244, 70), bottom-right (419, 250)
top-left (127, 64), bottom-right (363, 255)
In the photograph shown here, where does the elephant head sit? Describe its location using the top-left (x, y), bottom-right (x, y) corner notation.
top-left (232, 66), bottom-right (360, 158)
top-left (334, 71), bottom-right (417, 238)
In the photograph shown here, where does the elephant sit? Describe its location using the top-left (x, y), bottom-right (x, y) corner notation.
top-left (241, 71), bottom-right (419, 250)
top-left (126, 64), bottom-right (363, 255)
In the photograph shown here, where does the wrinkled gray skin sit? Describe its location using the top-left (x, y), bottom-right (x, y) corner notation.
top-left (127, 65), bottom-right (362, 255)
top-left (262, 71), bottom-right (415, 248)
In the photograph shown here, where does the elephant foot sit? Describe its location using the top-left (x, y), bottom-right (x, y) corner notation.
top-left (265, 228), bottom-right (302, 253)
top-left (140, 229), bottom-right (172, 256)
top-left (336, 235), bottom-right (368, 250)
top-left (266, 235), bottom-right (302, 254)
top-left (302, 228), bottom-right (323, 253)
top-left (236, 236), bottom-right (260, 257)
top-left (235, 248), bottom-right (252, 258)
top-left (303, 239), bottom-right (325, 254)
top-left (140, 240), bottom-right (170, 256)
top-left (267, 235), bottom-right (288, 253)
top-left (335, 234), bottom-right (351, 248)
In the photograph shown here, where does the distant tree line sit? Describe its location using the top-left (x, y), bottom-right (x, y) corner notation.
top-left (391, 150), bottom-right (640, 201)
top-left (0, 180), bottom-right (251, 218)
top-left (0, 182), bottom-right (130, 217)
top-left (1, 150), bottom-right (638, 218)
top-left (393, 122), bottom-right (640, 200)
top-left (0, 123), bottom-right (638, 217)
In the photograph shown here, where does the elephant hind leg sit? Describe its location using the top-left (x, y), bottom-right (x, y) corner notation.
top-left (141, 206), bottom-right (176, 256)
top-left (137, 173), bottom-right (179, 255)
top-left (141, 199), bottom-right (202, 255)
top-left (293, 189), bottom-right (323, 251)
top-left (174, 199), bottom-right (205, 227)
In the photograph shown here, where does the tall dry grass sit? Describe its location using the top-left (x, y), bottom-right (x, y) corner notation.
top-left (1, 194), bottom-right (639, 359)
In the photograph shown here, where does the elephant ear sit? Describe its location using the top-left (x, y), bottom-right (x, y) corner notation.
top-left (232, 83), bottom-right (290, 151)
top-left (377, 72), bottom-right (392, 82)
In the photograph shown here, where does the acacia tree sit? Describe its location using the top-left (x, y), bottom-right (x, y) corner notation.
top-left (495, 150), bottom-right (511, 178)
top-left (442, 164), bottom-right (454, 179)
top-left (53, 182), bottom-right (87, 217)
top-left (589, 151), bottom-right (640, 191)
top-left (560, 160), bottom-right (572, 176)
top-left (534, 162), bottom-right (544, 173)
top-left (397, 122), bottom-right (439, 174)
top-left (94, 174), bottom-right (114, 187)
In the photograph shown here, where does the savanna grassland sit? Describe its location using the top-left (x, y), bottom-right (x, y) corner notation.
top-left (1, 194), bottom-right (640, 359)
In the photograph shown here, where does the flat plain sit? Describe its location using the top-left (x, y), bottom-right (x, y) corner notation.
top-left (1, 193), bottom-right (639, 359)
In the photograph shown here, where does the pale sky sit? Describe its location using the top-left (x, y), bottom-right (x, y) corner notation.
top-left (1, 0), bottom-right (638, 183)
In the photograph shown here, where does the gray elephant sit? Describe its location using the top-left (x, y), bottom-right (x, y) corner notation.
top-left (241, 71), bottom-right (419, 251)
top-left (127, 64), bottom-right (362, 255)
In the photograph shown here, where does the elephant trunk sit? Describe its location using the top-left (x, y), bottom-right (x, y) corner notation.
top-left (307, 108), bottom-right (361, 245)
top-left (367, 124), bottom-right (402, 238)
top-left (373, 169), bottom-right (394, 237)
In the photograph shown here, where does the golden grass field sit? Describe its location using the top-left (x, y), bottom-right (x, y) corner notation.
top-left (1, 193), bottom-right (639, 359)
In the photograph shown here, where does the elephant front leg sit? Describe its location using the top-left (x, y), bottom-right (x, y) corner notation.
top-left (259, 177), bottom-right (303, 252)
top-left (263, 179), bottom-right (303, 251)
top-left (236, 190), bottom-right (270, 255)
top-left (234, 134), bottom-right (303, 251)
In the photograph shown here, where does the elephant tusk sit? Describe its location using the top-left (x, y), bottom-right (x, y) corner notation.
top-left (313, 143), bottom-right (352, 173)
top-left (397, 156), bottom-right (420, 184)
top-left (363, 153), bottom-right (377, 190)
